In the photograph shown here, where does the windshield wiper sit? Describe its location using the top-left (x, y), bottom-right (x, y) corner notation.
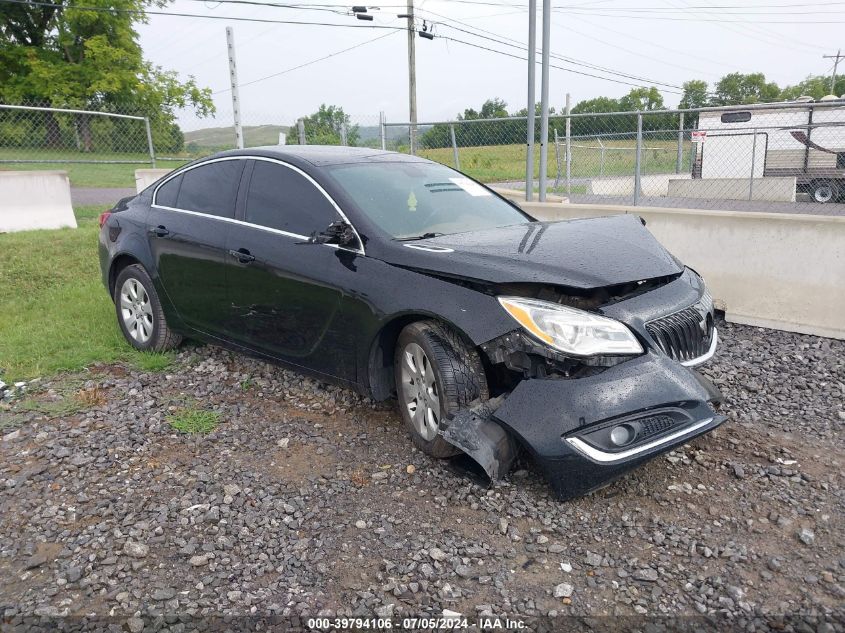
top-left (396, 232), bottom-right (445, 241)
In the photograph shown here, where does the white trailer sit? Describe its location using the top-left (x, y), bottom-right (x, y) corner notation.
top-left (693, 98), bottom-right (845, 203)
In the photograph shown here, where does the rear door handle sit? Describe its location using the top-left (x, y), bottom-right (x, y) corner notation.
top-left (149, 225), bottom-right (170, 238)
top-left (228, 248), bottom-right (255, 263)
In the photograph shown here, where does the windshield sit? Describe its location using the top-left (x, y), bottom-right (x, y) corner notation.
top-left (325, 161), bottom-right (531, 239)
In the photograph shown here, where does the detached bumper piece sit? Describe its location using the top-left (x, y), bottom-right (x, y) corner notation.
top-left (490, 351), bottom-right (725, 500)
top-left (440, 396), bottom-right (519, 481)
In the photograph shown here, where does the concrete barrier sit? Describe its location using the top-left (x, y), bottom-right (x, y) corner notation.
top-left (0, 170), bottom-right (77, 233)
top-left (668, 177), bottom-right (796, 202)
top-left (135, 168), bottom-right (173, 193)
top-left (514, 200), bottom-right (845, 340)
top-left (492, 187), bottom-right (568, 204)
top-left (587, 173), bottom-right (691, 197)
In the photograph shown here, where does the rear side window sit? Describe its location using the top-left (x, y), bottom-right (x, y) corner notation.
top-left (245, 161), bottom-right (339, 235)
top-left (721, 111), bottom-right (752, 123)
top-left (155, 174), bottom-right (182, 207)
top-left (176, 160), bottom-right (244, 219)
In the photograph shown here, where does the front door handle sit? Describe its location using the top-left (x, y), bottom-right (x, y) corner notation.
top-left (228, 248), bottom-right (255, 264)
top-left (149, 225), bottom-right (170, 238)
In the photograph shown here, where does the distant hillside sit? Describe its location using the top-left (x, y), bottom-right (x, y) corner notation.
top-left (184, 125), bottom-right (289, 149)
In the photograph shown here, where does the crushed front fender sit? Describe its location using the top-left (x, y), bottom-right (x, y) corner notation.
top-left (489, 351), bottom-right (726, 500)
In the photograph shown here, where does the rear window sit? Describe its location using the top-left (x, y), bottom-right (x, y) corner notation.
top-left (155, 174), bottom-right (182, 208)
top-left (176, 160), bottom-right (244, 219)
top-left (721, 111), bottom-right (752, 123)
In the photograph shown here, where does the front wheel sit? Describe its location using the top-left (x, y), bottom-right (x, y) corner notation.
top-left (113, 264), bottom-right (182, 352)
top-left (394, 321), bottom-right (489, 458)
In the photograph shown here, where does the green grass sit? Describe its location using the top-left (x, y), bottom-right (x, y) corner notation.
top-left (0, 148), bottom-right (190, 187)
top-left (185, 124), bottom-right (288, 149)
top-left (167, 408), bottom-right (220, 434)
top-left (0, 207), bottom-right (172, 381)
top-left (420, 139), bottom-right (692, 183)
top-left (2, 137), bottom-right (691, 189)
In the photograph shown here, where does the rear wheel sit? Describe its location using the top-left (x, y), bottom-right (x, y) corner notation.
top-left (811, 180), bottom-right (838, 203)
top-left (113, 264), bottom-right (182, 352)
top-left (394, 321), bottom-right (489, 458)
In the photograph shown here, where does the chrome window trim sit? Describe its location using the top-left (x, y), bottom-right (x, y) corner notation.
top-left (565, 416), bottom-right (717, 464)
top-left (150, 154), bottom-right (365, 255)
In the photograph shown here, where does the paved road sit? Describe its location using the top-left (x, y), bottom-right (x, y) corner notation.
top-left (71, 187), bottom-right (135, 207)
top-left (568, 194), bottom-right (845, 216)
top-left (494, 181), bottom-right (845, 216)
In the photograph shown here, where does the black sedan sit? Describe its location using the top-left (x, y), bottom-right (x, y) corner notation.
top-left (98, 146), bottom-right (724, 500)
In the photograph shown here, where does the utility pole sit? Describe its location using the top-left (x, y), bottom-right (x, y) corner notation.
top-left (403, 0), bottom-right (418, 154)
top-left (823, 49), bottom-right (843, 94)
top-left (525, 0), bottom-right (536, 201)
top-left (537, 0), bottom-right (551, 201)
top-left (226, 27), bottom-right (244, 150)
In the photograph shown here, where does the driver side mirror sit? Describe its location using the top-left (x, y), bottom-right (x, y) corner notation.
top-left (310, 221), bottom-right (357, 247)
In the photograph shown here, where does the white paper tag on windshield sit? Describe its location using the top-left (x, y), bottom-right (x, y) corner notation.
top-left (449, 177), bottom-right (491, 197)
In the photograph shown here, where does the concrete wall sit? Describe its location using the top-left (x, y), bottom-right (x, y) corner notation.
top-left (135, 168), bottom-right (173, 193)
top-left (513, 200), bottom-right (845, 340)
top-left (587, 173), bottom-right (691, 197)
top-left (668, 177), bottom-right (796, 202)
top-left (493, 187), bottom-right (568, 204)
top-left (0, 171), bottom-right (77, 233)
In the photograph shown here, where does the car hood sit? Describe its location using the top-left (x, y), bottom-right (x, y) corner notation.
top-left (379, 214), bottom-right (683, 289)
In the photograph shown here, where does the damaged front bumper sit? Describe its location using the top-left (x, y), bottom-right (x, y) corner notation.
top-left (442, 351), bottom-right (725, 500)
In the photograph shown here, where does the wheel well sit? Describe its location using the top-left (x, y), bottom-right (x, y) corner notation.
top-left (108, 254), bottom-right (142, 296)
top-left (367, 314), bottom-right (481, 401)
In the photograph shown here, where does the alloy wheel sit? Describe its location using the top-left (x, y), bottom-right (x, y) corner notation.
top-left (119, 278), bottom-right (154, 344)
top-left (399, 342), bottom-right (441, 441)
top-left (813, 183), bottom-right (834, 203)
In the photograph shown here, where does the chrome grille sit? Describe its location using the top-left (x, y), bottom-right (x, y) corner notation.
top-left (646, 293), bottom-right (714, 363)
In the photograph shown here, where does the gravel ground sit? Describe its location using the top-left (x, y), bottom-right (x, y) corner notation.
top-left (0, 319), bottom-right (843, 631)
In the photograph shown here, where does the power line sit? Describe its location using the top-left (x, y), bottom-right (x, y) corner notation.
top-left (0, 0), bottom-right (408, 29)
top-left (547, 8), bottom-right (845, 22)
top-left (668, 0), bottom-right (827, 54)
top-left (419, 9), bottom-right (684, 89)
top-left (438, 34), bottom-right (683, 94)
top-left (562, 12), bottom-right (757, 74)
top-left (212, 30), bottom-right (398, 93)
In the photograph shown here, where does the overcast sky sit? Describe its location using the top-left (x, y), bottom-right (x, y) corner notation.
top-left (136, 0), bottom-right (845, 130)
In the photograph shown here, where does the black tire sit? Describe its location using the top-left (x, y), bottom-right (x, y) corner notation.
top-left (113, 264), bottom-right (182, 352)
top-left (394, 320), bottom-right (489, 458)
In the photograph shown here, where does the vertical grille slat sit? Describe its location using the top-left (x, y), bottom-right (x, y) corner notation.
top-left (646, 295), bottom-right (714, 363)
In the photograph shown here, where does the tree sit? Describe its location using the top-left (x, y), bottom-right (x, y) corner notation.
top-left (569, 96), bottom-right (622, 135)
top-left (711, 72), bottom-right (780, 105)
top-left (619, 86), bottom-right (665, 112)
top-left (679, 80), bottom-right (709, 110)
top-left (294, 104), bottom-right (359, 146)
top-left (0, 0), bottom-right (213, 153)
top-left (780, 74), bottom-right (845, 100)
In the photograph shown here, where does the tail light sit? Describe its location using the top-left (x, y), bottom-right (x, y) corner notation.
top-left (98, 211), bottom-right (112, 228)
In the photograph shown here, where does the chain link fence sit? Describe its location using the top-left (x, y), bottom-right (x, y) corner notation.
top-left (385, 99), bottom-right (845, 213)
top-left (4, 100), bottom-right (844, 214)
top-left (0, 104), bottom-right (382, 188)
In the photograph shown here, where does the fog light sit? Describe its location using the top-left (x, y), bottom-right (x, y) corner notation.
top-left (609, 424), bottom-right (636, 447)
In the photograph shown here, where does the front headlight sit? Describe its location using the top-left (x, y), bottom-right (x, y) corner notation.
top-left (498, 296), bottom-right (644, 356)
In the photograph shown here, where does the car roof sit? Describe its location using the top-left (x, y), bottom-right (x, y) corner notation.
top-left (215, 145), bottom-right (430, 167)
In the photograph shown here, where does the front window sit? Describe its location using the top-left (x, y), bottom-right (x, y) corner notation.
top-left (325, 161), bottom-right (531, 239)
